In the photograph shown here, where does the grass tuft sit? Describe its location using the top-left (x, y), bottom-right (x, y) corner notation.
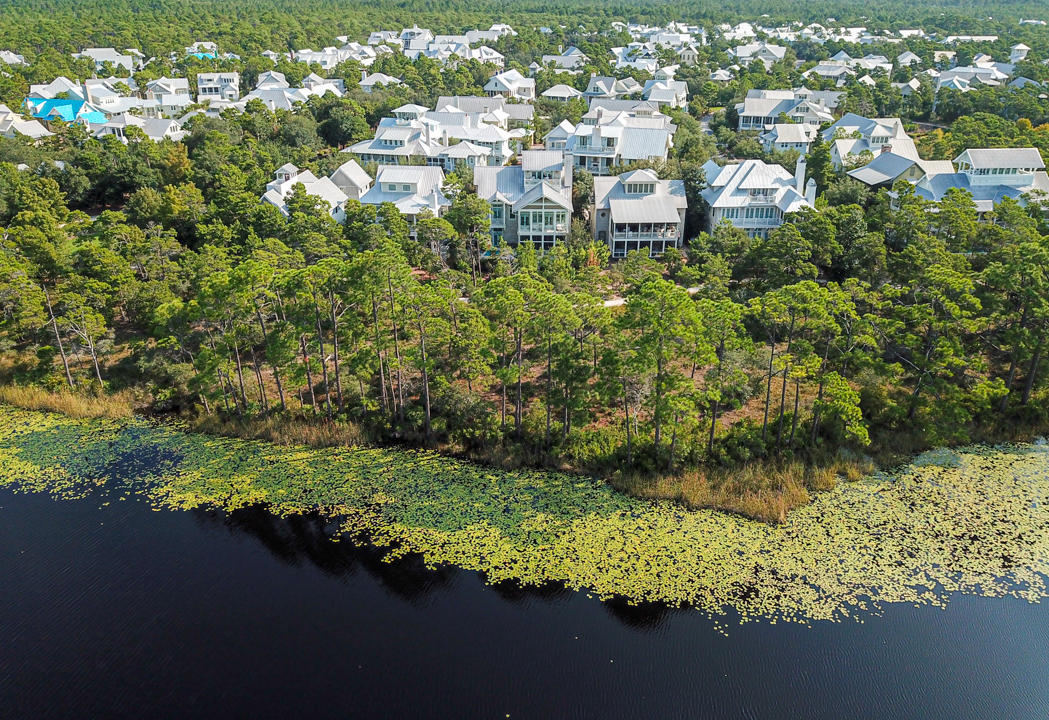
top-left (0, 386), bottom-right (137, 420)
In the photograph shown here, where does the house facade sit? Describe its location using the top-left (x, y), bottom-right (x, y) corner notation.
top-left (700, 158), bottom-right (816, 238)
top-left (592, 169), bottom-right (687, 258)
top-left (475, 150), bottom-right (573, 250)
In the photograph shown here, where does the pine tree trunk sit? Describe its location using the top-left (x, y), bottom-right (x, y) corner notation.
top-left (43, 285), bottom-right (74, 389)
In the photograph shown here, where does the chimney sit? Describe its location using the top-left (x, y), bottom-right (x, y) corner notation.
top-left (361, 69), bottom-right (367, 82)
top-left (795, 156), bottom-right (807, 193)
top-left (805, 178), bottom-right (817, 205)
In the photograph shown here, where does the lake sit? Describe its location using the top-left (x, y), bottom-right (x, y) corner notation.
top-left (3, 483), bottom-right (1049, 719)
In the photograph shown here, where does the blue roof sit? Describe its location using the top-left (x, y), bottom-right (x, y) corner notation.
top-left (24, 97), bottom-right (106, 124)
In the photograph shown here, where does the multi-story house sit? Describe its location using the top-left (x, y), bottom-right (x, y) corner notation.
top-left (560, 105), bottom-right (675, 175)
top-left (728, 42), bottom-right (787, 70)
top-left (592, 169), bottom-right (687, 258)
top-left (700, 158), bottom-right (816, 238)
top-left (642, 79), bottom-right (688, 108)
top-left (483, 70), bottom-right (535, 102)
top-left (912, 148), bottom-right (1049, 213)
top-left (475, 150), bottom-right (574, 250)
top-left (734, 88), bottom-right (838, 131)
top-left (822, 113), bottom-right (915, 169)
top-left (196, 72), bottom-right (241, 103)
top-left (359, 165), bottom-right (451, 238)
top-left (261, 163), bottom-right (349, 223)
top-left (759, 123), bottom-right (818, 154)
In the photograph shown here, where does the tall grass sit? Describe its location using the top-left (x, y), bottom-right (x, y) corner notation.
top-left (189, 413), bottom-right (366, 448)
top-left (0, 386), bottom-right (136, 420)
top-left (613, 457), bottom-right (874, 523)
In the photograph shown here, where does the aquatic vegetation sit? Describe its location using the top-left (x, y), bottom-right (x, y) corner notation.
top-left (1, 405), bottom-right (1048, 626)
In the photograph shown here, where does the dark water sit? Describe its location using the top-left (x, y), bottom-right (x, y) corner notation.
top-left (3, 486), bottom-right (1049, 720)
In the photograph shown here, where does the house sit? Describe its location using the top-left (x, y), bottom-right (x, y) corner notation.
top-left (611, 43), bottom-right (660, 73)
top-left (196, 72), bottom-right (240, 102)
top-left (822, 113), bottom-right (916, 169)
top-left (144, 77), bottom-right (193, 116)
top-left (729, 42), bottom-right (787, 70)
top-left (74, 47), bottom-right (138, 73)
top-left (847, 151), bottom-right (954, 187)
top-left (93, 114), bottom-right (187, 143)
top-left (541, 84), bottom-right (583, 102)
top-left (329, 159), bottom-right (372, 199)
top-left (359, 71), bottom-right (402, 93)
top-left (436, 95), bottom-right (534, 127)
top-left (0, 103), bottom-right (53, 139)
top-left (475, 149), bottom-right (573, 250)
top-left (677, 44), bottom-right (700, 65)
top-left (483, 70), bottom-right (535, 102)
top-left (709, 68), bottom-right (734, 82)
top-left (911, 148), bottom-right (1049, 212)
top-left (23, 96), bottom-right (106, 127)
top-left (1011, 44), bottom-right (1031, 63)
top-left (759, 123), bottom-right (818, 154)
top-left (540, 46), bottom-right (589, 71)
top-left (359, 165), bottom-right (451, 237)
top-left (893, 78), bottom-right (923, 97)
top-left (562, 109), bottom-right (674, 175)
top-left (256, 71), bottom-right (289, 90)
top-left (897, 50), bottom-right (922, 67)
top-left (700, 158), bottom-right (816, 238)
top-left (583, 75), bottom-right (641, 101)
top-left (735, 89), bottom-right (838, 131)
top-left (0, 50), bottom-right (26, 66)
top-left (642, 79), bottom-right (688, 109)
top-left (592, 169), bottom-right (687, 258)
top-left (261, 163), bottom-right (349, 222)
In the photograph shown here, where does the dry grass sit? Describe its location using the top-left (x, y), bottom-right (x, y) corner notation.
top-left (0, 385), bottom-right (137, 420)
top-left (188, 413), bottom-right (366, 448)
top-left (613, 456), bottom-right (875, 524)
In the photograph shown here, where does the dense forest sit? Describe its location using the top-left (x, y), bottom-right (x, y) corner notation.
top-left (2, 0), bottom-right (1049, 519)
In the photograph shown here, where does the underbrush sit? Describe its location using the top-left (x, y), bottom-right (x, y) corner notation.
top-left (0, 385), bottom-right (138, 420)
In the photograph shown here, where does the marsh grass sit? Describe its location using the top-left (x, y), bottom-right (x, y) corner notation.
top-left (188, 413), bottom-right (367, 448)
top-left (0, 386), bottom-right (137, 419)
top-left (613, 457), bottom-right (874, 523)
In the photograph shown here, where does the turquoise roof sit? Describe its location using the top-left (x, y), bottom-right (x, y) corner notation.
top-left (24, 97), bottom-right (106, 124)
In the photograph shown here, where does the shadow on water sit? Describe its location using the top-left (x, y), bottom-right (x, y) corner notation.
top-left (189, 503), bottom-right (458, 604)
top-left (185, 501), bottom-right (686, 631)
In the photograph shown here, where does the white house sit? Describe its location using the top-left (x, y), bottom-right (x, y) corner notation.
top-left (822, 113), bottom-right (916, 169)
top-left (359, 165), bottom-right (451, 237)
top-left (144, 77), bottom-right (193, 117)
top-left (912, 148), bottom-right (1049, 212)
top-left (0, 50), bottom-right (26, 66)
top-left (642, 79), bottom-right (688, 108)
top-left (475, 149), bottom-right (573, 250)
top-left (359, 71), bottom-right (403, 93)
top-left (729, 42), bottom-right (787, 70)
top-left (0, 103), bottom-right (52, 140)
top-left (483, 70), bottom-right (535, 102)
top-left (700, 158), bottom-right (816, 238)
top-left (561, 104), bottom-right (675, 175)
top-left (196, 72), bottom-right (240, 102)
top-left (261, 163), bottom-right (349, 223)
top-left (735, 89), bottom-right (839, 131)
top-left (759, 123), bottom-right (818, 154)
top-left (329, 159), bottom-right (372, 200)
top-left (541, 84), bottom-right (583, 102)
top-left (74, 47), bottom-right (140, 73)
top-left (593, 169), bottom-right (687, 258)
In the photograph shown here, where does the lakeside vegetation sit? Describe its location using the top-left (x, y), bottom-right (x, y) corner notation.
top-left (1, 0), bottom-right (1049, 520)
top-left (2, 404), bottom-right (1047, 626)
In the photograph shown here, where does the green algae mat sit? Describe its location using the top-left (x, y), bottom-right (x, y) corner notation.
top-left (2, 405), bottom-right (1048, 626)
